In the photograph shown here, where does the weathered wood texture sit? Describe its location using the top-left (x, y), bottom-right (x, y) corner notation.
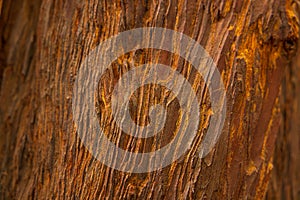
top-left (267, 4), bottom-right (300, 198)
top-left (0, 0), bottom-right (299, 199)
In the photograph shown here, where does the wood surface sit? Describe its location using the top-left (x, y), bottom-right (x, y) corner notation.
top-left (0, 0), bottom-right (299, 199)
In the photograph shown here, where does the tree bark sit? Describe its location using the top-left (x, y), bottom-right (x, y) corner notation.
top-left (0, 0), bottom-right (299, 199)
top-left (266, 4), bottom-right (300, 198)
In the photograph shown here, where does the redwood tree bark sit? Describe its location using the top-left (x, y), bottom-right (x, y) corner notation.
top-left (0, 0), bottom-right (299, 199)
top-left (266, 5), bottom-right (300, 198)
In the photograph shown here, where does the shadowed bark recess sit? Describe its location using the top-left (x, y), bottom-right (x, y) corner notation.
top-left (267, 3), bottom-right (300, 198)
top-left (0, 0), bottom-right (299, 199)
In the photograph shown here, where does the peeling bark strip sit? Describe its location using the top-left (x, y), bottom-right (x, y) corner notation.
top-left (0, 0), bottom-right (299, 199)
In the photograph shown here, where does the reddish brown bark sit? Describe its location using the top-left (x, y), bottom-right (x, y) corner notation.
top-left (0, 0), bottom-right (299, 199)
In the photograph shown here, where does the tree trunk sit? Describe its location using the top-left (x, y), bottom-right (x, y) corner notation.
top-left (266, 7), bottom-right (300, 198)
top-left (0, 0), bottom-right (299, 199)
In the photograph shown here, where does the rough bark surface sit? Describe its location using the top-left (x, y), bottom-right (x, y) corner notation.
top-left (0, 0), bottom-right (299, 199)
top-left (267, 3), bottom-right (300, 198)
